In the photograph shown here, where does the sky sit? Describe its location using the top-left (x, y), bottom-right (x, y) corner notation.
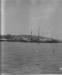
top-left (1, 0), bottom-right (62, 40)
top-left (0, 1), bottom-right (1, 34)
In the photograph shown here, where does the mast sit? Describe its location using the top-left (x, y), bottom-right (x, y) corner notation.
top-left (38, 26), bottom-right (40, 40)
top-left (31, 27), bottom-right (32, 40)
top-left (31, 28), bottom-right (32, 36)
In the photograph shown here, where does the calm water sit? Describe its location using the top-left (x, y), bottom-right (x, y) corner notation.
top-left (1, 42), bottom-right (62, 74)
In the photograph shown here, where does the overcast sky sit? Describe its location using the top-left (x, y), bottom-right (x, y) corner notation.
top-left (2, 0), bottom-right (62, 39)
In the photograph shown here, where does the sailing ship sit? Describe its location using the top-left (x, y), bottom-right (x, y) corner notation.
top-left (30, 26), bottom-right (41, 43)
top-left (29, 26), bottom-right (60, 43)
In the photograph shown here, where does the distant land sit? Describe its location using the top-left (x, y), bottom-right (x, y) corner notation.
top-left (0, 34), bottom-right (62, 43)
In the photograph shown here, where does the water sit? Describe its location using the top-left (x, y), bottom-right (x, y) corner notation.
top-left (1, 42), bottom-right (62, 74)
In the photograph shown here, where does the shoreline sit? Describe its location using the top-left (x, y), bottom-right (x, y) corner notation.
top-left (0, 40), bottom-right (62, 43)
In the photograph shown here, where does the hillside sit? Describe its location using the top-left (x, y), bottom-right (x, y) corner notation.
top-left (0, 34), bottom-right (62, 43)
